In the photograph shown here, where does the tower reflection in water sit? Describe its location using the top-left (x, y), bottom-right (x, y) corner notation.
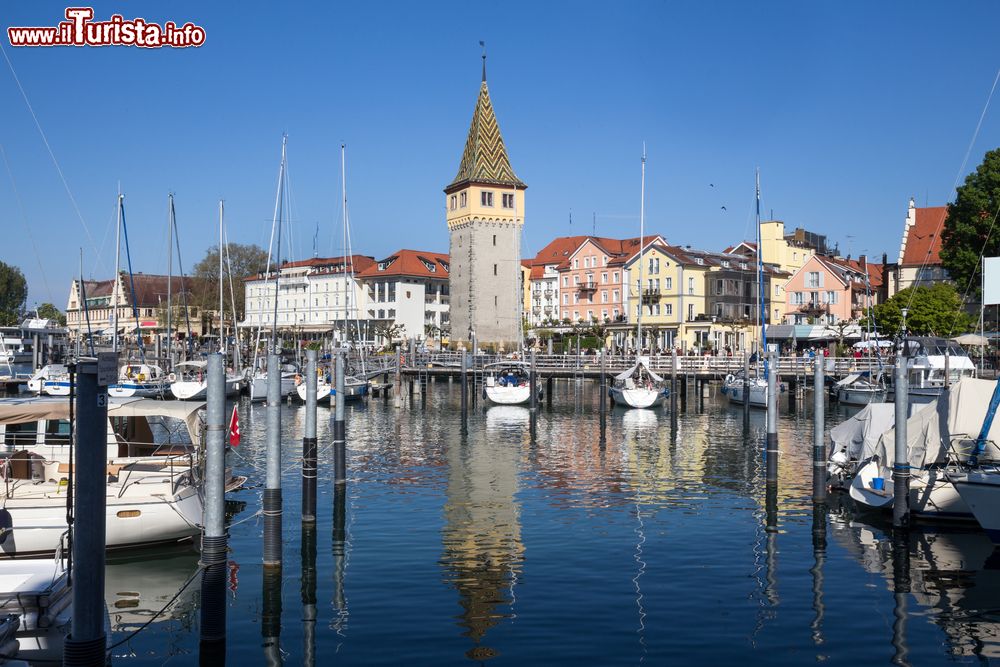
top-left (441, 407), bottom-right (527, 661)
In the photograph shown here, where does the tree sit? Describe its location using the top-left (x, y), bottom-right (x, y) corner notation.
top-left (824, 319), bottom-right (856, 355)
top-left (941, 148), bottom-right (1000, 294)
top-left (866, 283), bottom-right (974, 337)
top-left (372, 322), bottom-right (405, 347)
top-left (0, 261), bottom-right (27, 326)
top-left (36, 303), bottom-right (66, 326)
top-left (192, 243), bottom-right (269, 322)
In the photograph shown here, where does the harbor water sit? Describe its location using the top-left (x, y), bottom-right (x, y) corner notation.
top-left (106, 380), bottom-right (1000, 664)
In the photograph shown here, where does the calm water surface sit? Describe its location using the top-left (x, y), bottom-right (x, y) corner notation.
top-left (105, 380), bottom-right (1000, 665)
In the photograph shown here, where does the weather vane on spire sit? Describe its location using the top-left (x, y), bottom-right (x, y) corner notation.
top-left (480, 40), bottom-right (486, 82)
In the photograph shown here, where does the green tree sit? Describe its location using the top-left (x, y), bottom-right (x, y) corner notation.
top-left (941, 147), bottom-right (1000, 294)
top-left (36, 303), bottom-right (66, 326)
top-left (0, 262), bottom-right (27, 326)
top-left (192, 243), bottom-right (269, 322)
top-left (866, 283), bottom-right (974, 337)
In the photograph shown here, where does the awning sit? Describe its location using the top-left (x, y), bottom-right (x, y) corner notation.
top-left (0, 396), bottom-right (204, 439)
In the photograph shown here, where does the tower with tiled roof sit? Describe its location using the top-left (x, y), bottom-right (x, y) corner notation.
top-left (445, 53), bottom-right (526, 349)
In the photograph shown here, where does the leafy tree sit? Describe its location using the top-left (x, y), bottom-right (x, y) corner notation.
top-left (192, 243), bottom-right (269, 322)
top-left (35, 303), bottom-right (66, 326)
top-left (866, 283), bottom-right (974, 337)
top-left (0, 262), bottom-right (27, 326)
top-left (941, 148), bottom-right (1000, 294)
top-left (372, 322), bottom-right (405, 346)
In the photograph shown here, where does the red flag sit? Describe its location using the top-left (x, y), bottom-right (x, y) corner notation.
top-left (228, 405), bottom-right (240, 446)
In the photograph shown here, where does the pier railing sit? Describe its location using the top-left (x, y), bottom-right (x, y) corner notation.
top-left (391, 352), bottom-right (891, 378)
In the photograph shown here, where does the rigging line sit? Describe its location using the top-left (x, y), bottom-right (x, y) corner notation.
top-left (905, 66), bottom-right (1000, 316)
top-left (0, 144), bottom-right (52, 302)
top-left (0, 42), bottom-right (101, 268)
top-left (119, 197), bottom-right (146, 362)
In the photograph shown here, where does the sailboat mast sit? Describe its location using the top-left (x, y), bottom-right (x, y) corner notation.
top-left (166, 194), bottom-right (173, 367)
top-left (272, 139), bottom-right (286, 355)
top-left (755, 168), bottom-right (764, 356)
top-left (112, 190), bottom-right (122, 353)
top-left (219, 199), bottom-right (225, 358)
top-left (637, 145), bottom-right (646, 354)
top-left (341, 144), bottom-right (348, 348)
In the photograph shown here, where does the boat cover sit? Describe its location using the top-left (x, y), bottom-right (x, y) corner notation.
top-left (834, 374), bottom-right (861, 387)
top-left (829, 402), bottom-right (896, 460)
top-left (614, 358), bottom-right (664, 383)
top-left (0, 397), bottom-right (204, 438)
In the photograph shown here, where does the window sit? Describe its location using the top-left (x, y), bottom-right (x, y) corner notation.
top-left (573, 294), bottom-right (579, 304)
top-left (573, 276), bottom-right (579, 285)
top-left (665, 277), bottom-right (672, 291)
top-left (688, 277), bottom-right (695, 294)
top-left (792, 291), bottom-right (804, 305)
top-left (481, 191), bottom-right (494, 207)
top-left (563, 276), bottom-right (568, 287)
top-left (493, 235), bottom-right (496, 246)
top-left (688, 303), bottom-right (694, 320)
top-left (806, 271), bottom-right (822, 288)
top-left (613, 289), bottom-right (620, 301)
top-left (601, 291), bottom-right (607, 303)
top-left (825, 291), bottom-right (838, 304)
top-left (613, 271), bottom-right (619, 282)
top-left (502, 193), bottom-right (514, 208)
top-left (450, 195), bottom-right (457, 210)
top-left (587, 309), bottom-right (594, 319)
top-left (573, 258), bottom-right (579, 269)
top-left (603, 256), bottom-right (609, 266)
top-left (584, 257), bottom-right (590, 269)
top-left (715, 279), bottom-right (723, 295)
top-left (601, 272), bottom-right (608, 284)
top-left (613, 308), bottom-right (620, 318)
top-left (574, 311), bottom-right (580, 320)
top-left (460, 192), bottom-right (467, 207)
top-left (602, 309), bottom-right (608, 319)
top-left (493, 264), bottom-right (498, 276)
top-left (563, 294), bottom-right (569, 304)
top-left (665, 303), bottom-right (673, 316)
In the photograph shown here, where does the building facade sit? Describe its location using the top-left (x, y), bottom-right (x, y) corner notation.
top-left (446, 64), bottom-right (525, 350)
top-left (525, 236), bottom-right (589, 327)
top-left (557, 236), bottom-right (660, 325)
top-left (358, 249), bottom-right (450, 346)
top-left (887, 198), bottom-right (950, 297)
top-left (784, 254), bottom-right (882, 325)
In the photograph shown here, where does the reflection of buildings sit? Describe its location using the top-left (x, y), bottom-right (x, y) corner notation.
top-left (441, 421), bottom-right (525, 653)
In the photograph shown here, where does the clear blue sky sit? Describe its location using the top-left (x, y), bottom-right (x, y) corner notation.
top-left (3, 1), bottom-right (1000, 309)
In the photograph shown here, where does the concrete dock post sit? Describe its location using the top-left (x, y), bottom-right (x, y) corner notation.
top-left (63, 356), bottom-right (110, 666)
top-left (300, 522), bottom-right (317, 667)
top-left (599, 351), bottom-right (607, 416)
top-left (670, 349), bottom-right (678, 413)
top-left (302, 349), bottom-right (318, 522)
top-left (766, 350), bottom-right (779, 486)
top-left (460, 349), bottom-right (468, 434)
top-left (812, 358), bottom-right (826, 503)
top-left (547, 338), bottom-right (553, 355)
top-left (530, 350), bottom-right (538, 411)
top-left (333, 351), bottom-right (346, 486)
top-left (263, 353), bottom-right (282, 567)
top-left (893, 351), bottom-right (910, 529)
top-left (199, 354), bottom-right (228, 660)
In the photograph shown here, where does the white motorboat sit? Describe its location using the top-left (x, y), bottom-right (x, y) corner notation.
top-left (722, 371), bottom-right (768, 408)
top-left (0, 328), bottom-right (31, 366)
top-left (108, 362), bottom-right (168, 398)
top-left (168, 361), bottom-right (242, 400)
top-left (0, 457), bottom-right (202, 557)
top-left (248, 366), bottom-right (299, 402)
top-left (483, 362), bottom-right (540, 406)
top-left (609, 357), bottom-right (668, 409)
top-left (25, 365), bottom-right (71, 397)
top-left (294, 372), bottom-right (369, 403)
top-left (889, 337), bottom-right (977, 405)
top-left (835, 372), bottom-right (887, 406)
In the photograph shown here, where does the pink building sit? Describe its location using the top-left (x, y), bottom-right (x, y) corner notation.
top-left (784, 254), bottom-right (884, 325)
top-left (556, 235), bottom-right (664, 324)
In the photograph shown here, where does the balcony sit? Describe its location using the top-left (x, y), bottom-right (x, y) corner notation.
top-left (544, 289), bottom-right (553, 298)
top-left (578, 283), bottom-right (597, 294)
top-left (641, 288), bottom-right (661, 303)
top-left (543, 305), bottom-right (553, 313)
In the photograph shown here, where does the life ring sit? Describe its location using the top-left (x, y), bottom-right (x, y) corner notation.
top-left (725, 374), bottom-right (735, 385)
top-left (167, 373), bottom-right (177, 383)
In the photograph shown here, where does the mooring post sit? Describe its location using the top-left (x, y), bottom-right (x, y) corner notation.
top-left (300, 522), bottom-right (317, 667)
top-left (63, 355), bottom-right (111, 666)
top-left (670, 349), bottom-right (678, 412)
top-left (599, 351), bottom-right (607, 415)
top-left (547, 338), bottom-right (553, 355)
top-left (460, 348), bottom-right (468, 434)
top-left (199, 354), bottom-right (228, 662)
top-left (743, 352), bottom-right (751, 418)
top-left (812, 358), bottom-right (827, 503)
top-left (893, 349), bottom-right (910, 529)
top-left (394, 347), bottom-right (402, 408)
top-left (891, 524), bottom-right (911, 664)
top-left (263, 353), bottom-right (282, 567)
top-left (766, 350), bottom-right (779, 486)
top-left (530, 350), bottom-right (538, 411)
top-left (302, 349), bottom-right (318, 522)
top-left (333, 351), bottom-right (346, 486)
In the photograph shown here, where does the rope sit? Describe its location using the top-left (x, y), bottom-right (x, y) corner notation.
top-left (105, 564), bottom-right (206, 653)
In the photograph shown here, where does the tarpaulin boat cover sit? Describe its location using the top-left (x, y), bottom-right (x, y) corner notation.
top-left (614, 358), bottom-right (664, 384)
top-left (829, 402), bottom-right (896, 460)
top-left (0, 397), bottom-right (204, 439)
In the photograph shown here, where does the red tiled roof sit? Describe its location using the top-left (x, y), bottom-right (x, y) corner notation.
top-left (80, 274), bottom-right (202, 307)
top-left (246, 255), bottom-right (377, 281)
top-left (527, 236), bottom-right (591, 265)
top-left (900, 206), bottom-right (947, 267)
top-left (356, 249), bottom-right (449, 279)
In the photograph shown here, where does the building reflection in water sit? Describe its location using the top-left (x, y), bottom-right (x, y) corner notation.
top-left (332, 483), bottom-right (350, 637)
top-left (301, 523), bottom-right (317, 667)
top-left (441, 406), bottom-right (527, 661)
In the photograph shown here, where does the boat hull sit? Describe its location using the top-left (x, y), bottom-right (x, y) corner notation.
top-left (609, 386), bottom-right (667, 409)
top-left (170, 376), bottom-right (241, 400)
top-left (949, 471), bottom-right (1000, 542)
top-left (485, 384), bottom-right (532, 405)
top-left (724, 381), bottom-right (767, 407)
top-left (837, 386), bottom-right (887, 406)
top-left (849, 460), bottom-right (972, 520)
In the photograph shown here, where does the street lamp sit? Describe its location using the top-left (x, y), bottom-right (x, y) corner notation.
top-left (901, 307), bottom-right (909, 337)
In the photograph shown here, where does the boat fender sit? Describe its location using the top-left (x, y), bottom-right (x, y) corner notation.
top-left (294, 374), bottom-right (302, 386)
top-left (0, 509), bottom-right (12, 545)
top-left (167, 373), bottom-right (177, 383)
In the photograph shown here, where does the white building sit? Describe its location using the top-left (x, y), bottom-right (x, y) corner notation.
top-left (241, 255), bottom-right (376, 342)
top-left (358, 249), bottom-right (450, 345)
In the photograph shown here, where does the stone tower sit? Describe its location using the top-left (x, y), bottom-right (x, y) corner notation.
top-left (446, 58), bottom-right (526, 350)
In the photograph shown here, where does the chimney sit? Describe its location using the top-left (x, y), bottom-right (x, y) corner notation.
top-left (859, 254), bottom-right (867, 269)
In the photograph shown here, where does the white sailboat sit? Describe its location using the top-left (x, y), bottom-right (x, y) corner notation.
top-left (723, 170), bottom-right (769, 408)
top-left (609, 147), bottom-right (668, 409)
top-left (484, 362), bottom-right (541, 405)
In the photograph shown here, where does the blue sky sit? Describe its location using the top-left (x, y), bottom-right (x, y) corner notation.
top-left (2, 1), bottom-right (1000, 309)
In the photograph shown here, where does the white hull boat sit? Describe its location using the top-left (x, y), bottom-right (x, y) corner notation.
top-left (723, 374), bottom-right (768, 407)
top-left (949, 469), bottom-right (1000, 543)
top-left (837, 385), bottom-right (887, 406)
top-left (248, 372), bottom-right (298, 402)
top-left (0, 558), bottom-right (75, 664)
top-left (169, 361), bottom-right (242, 400)
top-left (608, 385), bottom-right (667, 409)
top-left (483, 362), bottom-right (540, 406)
top-left (848, 459), bottom-right (971, 520)
top-left (608, 357), bottom-right (668, 409)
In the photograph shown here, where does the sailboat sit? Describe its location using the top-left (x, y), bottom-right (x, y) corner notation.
top-left (248, 137), bottom-right (299, 402)
top-left (168, 200), bottom-right (244, 399)
top-left (609, 147), bottom-right (669, 409)
top-left (723, 170), bottom-right (769, 408)
top-left (296, 144), bottom-right (370, 404)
